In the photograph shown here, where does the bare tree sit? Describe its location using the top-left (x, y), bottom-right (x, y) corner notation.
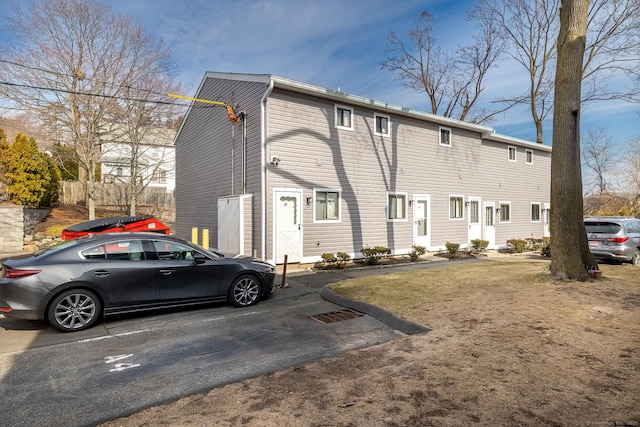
top-left (0, 0), bottom-right (181, 219)
top-left (619, 136), bottom-right (640, 216)
top-left (550, 0), bottom-right (596, 281)
top-left (381, 10), bottom-right (506, 124)
top-left (479, 0), bottom-right (640, 143)
top-left (581, 125), bottom-right (618, 195)
top-left (582, 0), bottom-right (640, 103)
top-left (478, 0), bottom-right (560, 144)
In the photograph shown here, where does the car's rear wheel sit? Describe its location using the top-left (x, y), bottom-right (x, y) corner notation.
top-left (47, 289), bottom-right (102, 332)
top-left (632, 249), bottom-right (640, 266)
top-left (229, 274), bottom-right (261, 307)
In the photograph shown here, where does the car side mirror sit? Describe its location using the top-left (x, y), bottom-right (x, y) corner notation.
top-left (193, 252), bottom-right (208, 264)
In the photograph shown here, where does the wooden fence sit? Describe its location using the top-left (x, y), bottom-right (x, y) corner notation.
top-left (59, 181), bottom-right (175, 222)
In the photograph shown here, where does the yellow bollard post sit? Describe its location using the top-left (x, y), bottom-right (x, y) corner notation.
top-left (191, 227), bottom-right (198, 245)
top-left (202, 229), bottom-right (209, 250)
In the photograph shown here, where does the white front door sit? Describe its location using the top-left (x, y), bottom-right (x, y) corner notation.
top-left (543, 203), bottom-right (550, 237)
top-left (413, 195), bottom-right (431, 249)
top-left (468, 196), bottom-right (482, 244)
top-left (274, 190), bottom-right (302, 264)
top-left (483, 202), bottom-right (496, 248)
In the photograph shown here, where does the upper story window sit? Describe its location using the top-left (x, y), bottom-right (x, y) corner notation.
top-left (526, 149), bottom-right (533, 164)
top-left (374, 113), bottom-right (390, 136)
top-left (314, 190), bottom-right (340, 222)
top-left (387, 192), bottom-right (407, 221)
top-left (508, 146), bottom-right (517, 162)
top-left (335, 105), bottom-right (353, 130)
top-left (449, 195), bottom-right (464, 219)
top-left (439, 127), bottom-right (452, 147)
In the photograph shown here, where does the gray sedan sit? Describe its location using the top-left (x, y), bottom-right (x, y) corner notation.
top-left (0, 233), bottom-right (276, 332)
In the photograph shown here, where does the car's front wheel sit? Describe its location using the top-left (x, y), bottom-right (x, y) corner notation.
top-left (632, 249), bottom-right (640, 266)
top-left (47, 289), bottom-right (102, 332)
top-left (229, 274), bottom-right (261, 307)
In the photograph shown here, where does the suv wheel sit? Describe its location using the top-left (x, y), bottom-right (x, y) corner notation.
top-left (632, 249), bottom-right (640, 266)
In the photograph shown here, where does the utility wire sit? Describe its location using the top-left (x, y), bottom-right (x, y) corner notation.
top-left (0, 80), bottom-right (217, 109)
top-left (0, 58), bottom-right (176, 100)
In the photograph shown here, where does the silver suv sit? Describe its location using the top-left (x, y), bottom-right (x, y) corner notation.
top-left (584, 217), bottom-right (640, 265)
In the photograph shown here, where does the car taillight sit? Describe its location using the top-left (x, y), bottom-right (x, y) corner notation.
top-left (606, 237), bottom-right (629, 243)
top-left (3, 269), bottom-right (41, 279)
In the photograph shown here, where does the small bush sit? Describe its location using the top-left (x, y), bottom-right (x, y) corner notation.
top-left (408, 244), bottom-right (426, 261)
top-left (525, 237), bottom-right (547, 251)
top-left (360, 246), bottom-right (391, 265)
top-left (321, 253), bottom-right (338, 269)
top-left (336, 252), bottom-right (351, 269)
top-left (468, 239), bottom-right (489, 254)
top-left (506, 238), bottom-right (527, 253)
top-left (321, 252), bottom-right (351, 269)
top-left (540, 237), bottom-right (551, 257)
top-left (445, 242), bottom-right (460, 259)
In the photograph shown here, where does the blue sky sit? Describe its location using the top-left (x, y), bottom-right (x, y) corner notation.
top-left (0, 0), bottom-right (638, 145)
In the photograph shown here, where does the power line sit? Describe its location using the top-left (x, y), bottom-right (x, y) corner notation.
top-left (0, 58), bottom-right (176, 100)
top-left (0, 80), bottom-right (217, 109)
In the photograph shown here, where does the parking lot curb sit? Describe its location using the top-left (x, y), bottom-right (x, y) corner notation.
top-left (320, 286), bottom-right (430, 336)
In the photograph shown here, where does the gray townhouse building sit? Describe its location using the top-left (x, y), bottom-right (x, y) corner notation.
top-left (174, 72), bottom-right (551, 265)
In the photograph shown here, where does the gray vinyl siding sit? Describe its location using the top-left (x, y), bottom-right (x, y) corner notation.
top-left (175, 77), bottom-right (267, 255)
top-left (264, 88), bottom-right (550, 259)
top-left (176, 73), bottom-right (550, 263)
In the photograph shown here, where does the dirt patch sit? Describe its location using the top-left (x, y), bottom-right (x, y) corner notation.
top-left (100, 261), bottom-right (640, 427)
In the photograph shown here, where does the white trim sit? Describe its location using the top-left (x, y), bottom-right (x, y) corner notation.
top-left (335, 104), bottom-right (354, 131)
top-left (449, 194), bottom-right (465, 220)
top-left (373, 112), bottom-right (391, 137)
top-left (412, 194), bottom-right (431, 249)
top-left (261, 79), bottom-right (274, 259)
top-left (272, 188), bottom-right (303, 265)
top-left (439, 126), bottom-right (452, 147)
top-left (508, 145), bottom-right (517, 162)
top-left (313, 188), bottom-right (342, 223)
top-left (498, 201), bottom-right (511, 223)
top-left (387, 191), bottom-right (408, 222)
top-left (525, 149), bottom-right (533, 164)
top-left (530, 202), bottom-right (541, 223)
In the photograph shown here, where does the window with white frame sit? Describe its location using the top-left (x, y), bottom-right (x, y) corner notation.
top-left (499, 202), bottom-right (511, 223)
top-left (387, 193), bottom-right (407, 220)
top-left (449, 195), bottom-right (464, 219)
top-left (526, 149), bottom-right (533, 164)
top-left (315, 190), bottom-right (340, 221)
top-left (335, 105), bottom-right (353, 130)
top-left (508, 146), bottom-right (517, 162)
top-left (531, 202), bottom-right (541, 222)
top-left (374, 113), bottom-right (390, 136)
top-left (439, 127), bottom-right (452, 147)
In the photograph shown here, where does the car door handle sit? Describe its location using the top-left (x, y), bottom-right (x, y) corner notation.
top-left (94, 270), bottom-right (111, 277)
top-left (159, 269), bottom-right (175, 276)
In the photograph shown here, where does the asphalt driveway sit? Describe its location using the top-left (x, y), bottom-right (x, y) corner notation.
top-left (0, 259), bottom-right (468, 427)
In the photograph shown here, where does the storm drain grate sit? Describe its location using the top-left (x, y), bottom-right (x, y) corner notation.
top-left (310, 308), bottom-right (364, 324)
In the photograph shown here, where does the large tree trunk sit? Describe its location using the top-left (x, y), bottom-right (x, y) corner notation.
top-left (550, 0), bottom-right (597, 281)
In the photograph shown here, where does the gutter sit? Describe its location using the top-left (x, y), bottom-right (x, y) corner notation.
top-left (260, 78), bottom-right (275, 260)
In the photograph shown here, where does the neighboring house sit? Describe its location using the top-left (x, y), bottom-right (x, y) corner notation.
top-left (99, 127), bottom-right (176, 193)
top-left (174, 72), bottom-right (551, 264)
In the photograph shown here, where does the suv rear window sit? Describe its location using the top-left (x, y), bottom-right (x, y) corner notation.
top-left (584, 222), bottom-right (622, 234)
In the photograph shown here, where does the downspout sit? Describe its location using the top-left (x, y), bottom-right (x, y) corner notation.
top-left (260, 78), bottom-right (275, 261)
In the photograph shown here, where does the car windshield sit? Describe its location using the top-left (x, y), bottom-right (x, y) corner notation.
top-left (584, 222), bottom-right (622, 234)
